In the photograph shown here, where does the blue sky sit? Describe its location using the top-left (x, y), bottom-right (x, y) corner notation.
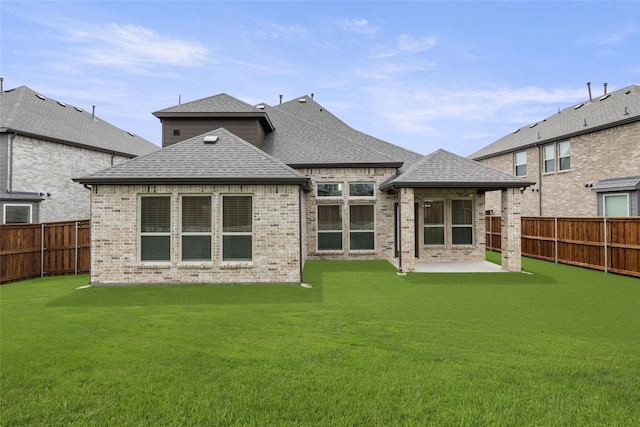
top-left (2, 1), bottom-right (638, 156)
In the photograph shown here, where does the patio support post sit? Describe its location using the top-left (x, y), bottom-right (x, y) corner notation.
top-left (399, 187), bottom-right (416, 272)
top-left (501, 187), bottom-right (522, 272)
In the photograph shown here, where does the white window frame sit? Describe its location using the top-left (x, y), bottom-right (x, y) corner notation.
top-left (221, 194), bottom-right (253, 262)
top-left (3, 204), bottom-right (32, 224)
top-left (558, 141), bottom-right (571, 171)
top-left (514, 151), bottom-right (527, 177)
top-left (317, 182), bottom-right (343, 198)
top-left (451, 199), bottom-right (474, 246)
top-left (180, 194), bottom-right (213, 262)
top-left (423, 199), bottom-right (445, 246)
top-left (603, 193), bottom-right (630, 217)
top-left (348, 203), bottom-right (375, 252)
top-left (317, 204), bottom-right (343, 251)
top-left (543, 144), bottom-right (555, 173)
top-left (138, 194), bottom-right (172, 263)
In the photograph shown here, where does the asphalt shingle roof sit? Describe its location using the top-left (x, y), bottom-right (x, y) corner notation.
top-left (153, 93), bottom-right (263, 114)
top-left (262, 95), bottom-right (423, 169)
top-left (381, 149), bottom-right (534, 191)
top-left (74, 128), bottom-right (309, 186)
top-left (469, 84), bottom-right (640, 160)
top-left (0, 86), bottom-right (159, 157)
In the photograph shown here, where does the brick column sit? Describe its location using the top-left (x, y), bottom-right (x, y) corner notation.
top-left (399, 187), bottom-right (415, 272)
top-left (501, 187), bottom-right (522, 272)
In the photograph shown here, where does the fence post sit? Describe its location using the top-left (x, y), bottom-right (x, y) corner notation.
top-left (554, 217), bottom-right (558, 264)
top-left (488, 215), bottom-right (492, 251)
top-left (603, 217), bottom-right (608, 274)
top-left (41, 223), bottom-right (45, 277)
top-left (75, 221), bottom-right (79, 275)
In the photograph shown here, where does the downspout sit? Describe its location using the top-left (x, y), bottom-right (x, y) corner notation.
top-left (397, 189), bottom-right (403, 273)
top-left (538, 145), bottom-right (543, 216)
top-left (299, 187), bottom-right (311, 287)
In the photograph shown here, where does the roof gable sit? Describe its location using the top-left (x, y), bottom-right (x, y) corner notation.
top-left (469, 84), bottom-right (640, 160)
top-left (382, 149), bottom-right (533, 191)
top-left (0, 86), bottom-right (158, 157)
top-left (74, 128), bottom-right (309, 186)
top-left (153, 93), bottom-right (262, 114)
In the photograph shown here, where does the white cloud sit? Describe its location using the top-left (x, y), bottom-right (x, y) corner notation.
top-left (575, 27), bottom-right (638, 46)
top-left (396, 34), bottom-right (437, 53)
top-left (340, 18), bottom-right (379, 35)
top-left (66, 23), bottom-right (209, 73)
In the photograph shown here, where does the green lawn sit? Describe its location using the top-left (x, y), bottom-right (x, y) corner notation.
top-left (1, 254), bottom-right (639, 426)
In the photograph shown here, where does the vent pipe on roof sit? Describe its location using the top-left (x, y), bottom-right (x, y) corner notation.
top-left (0, 77), bottom-right (3, 95)
top-left (587, 82), bottom-right (592, 102)
top-left (311, 93), bottom-right (314, 99)
top-left (603, 82), bottom-right (608, 95)
top-left (279, 94), bottom-right (283, 105)
top-left (92, 105), bottom-right (96, 120)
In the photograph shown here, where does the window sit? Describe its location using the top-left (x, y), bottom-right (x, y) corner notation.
top-left (558, 141), bottom-right (571, 171)
top-left (181, 196), bottom-right (212, 262)
top-left (317, 205), bottom-right (342, 250)
top-left (452, 200), bottom-right (473, 245)
top-left (140, 196), bottom-right (171, 262)
top-left (222, 195), bottom-right (252, 262)
top-left (543, 144), bottom-right (555, 173)
top-left (514, 151), bottom-right (527, 177)
top-left (317, 183), bottom-right (342, 197)
top-left (604, 194), bottom-right (629, 217)
top-left (349, 183), bottom-right (375, 197)
top-left (3, 204), bottom-right (32, 224)
top-left (423, 200), bottom-right (445, 245)
top-left (349, 205), bottom-right (374, 250)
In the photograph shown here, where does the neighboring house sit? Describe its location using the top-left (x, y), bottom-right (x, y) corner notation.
top-left (0, 85), bottom-right (159, 223)
top-left (469, 84), bottom-right (640, 217)
top-left (75, 94), bottom-right (532, 285)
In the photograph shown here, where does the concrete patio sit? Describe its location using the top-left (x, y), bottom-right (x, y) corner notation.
top-left (388, 259), bottom-right (504, 273)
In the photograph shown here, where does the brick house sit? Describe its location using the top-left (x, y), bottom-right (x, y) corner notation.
top-left (75, 94), bottom-right (532, 285)
top-left (0, 85), bottom-right (159, 223)
top-left (469, 84), bottom-right (640, 217)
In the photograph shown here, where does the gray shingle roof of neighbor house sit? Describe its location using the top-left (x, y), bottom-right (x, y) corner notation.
top-left (468, 84), bottom-right (640, 160)
top-left (381, 149), bottom-right (535, 192)
top-left (592, 175), bottom-right (640, 192)
top-left (73, 128), bottom-right (310, 187)
top-left (261, 95), bottom-right (423, 169)
top-left (0, 86), bottom-right (159, 157)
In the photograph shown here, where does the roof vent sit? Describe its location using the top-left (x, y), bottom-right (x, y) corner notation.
top-left (599, 94), bottom-right (611, 101)
top-left (256, 104), bottom-right (265, 109)
top-left (574, 103), bottom-right (584, 110)
top-left (57, 101), bottom-right (66, 107)
top-left (127, 132), bottom-right (135, 137)
top-left (298, 98), bottom-right (307, 103)
top-left (529, 122), bottom-right (537, 128)
top-left (203, 135), bottom-right (219, 144)
top-left (35, 93), bottom-right (46, 100)
top-left (74, 106), bottom-right (83, 112)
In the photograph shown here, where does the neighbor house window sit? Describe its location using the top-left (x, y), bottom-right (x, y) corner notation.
top-left (3, 204), bottom-right (32, 224)
top-left (140, 195), bottom-right (171, 262)
top-left (543, 144), bottom-right (555, 173)
top-left (423, 200), bottom-right (445, 245)
top-left (181, 195), bottom-right (212, 262)
top-left (317, 183), bottom-right (342, 197)
top-left (603, 194), bottom-right (629, 217)
top-left (349, 204), bottom-right (374, 250)
top-left (452, 199), bottom-right (473, 245)
top-left (317, 205), bottom-right (342, 250)
top-left (348, 182), bottom-right (375, 197)
top-left (514, 151), bottom-right (527, 177)
top-left (558, 141), bottom-right (571, 171)
top-left (222, 195), bottom-right (252, 262)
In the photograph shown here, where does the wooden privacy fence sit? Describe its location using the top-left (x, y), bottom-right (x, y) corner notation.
top-left (0, 220), bottom-right (90, 284)
top-left (486, 216), bottom-right (640, 278)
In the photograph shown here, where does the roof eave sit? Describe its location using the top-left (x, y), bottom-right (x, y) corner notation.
top-left (152, 111), bottom-right (275, 132)
top-left (72, 176), bottom-right (311, 187)
top-left (288, 162), bottom-right (403, 169)
top-left (380, 180), bottom-right (535, 192)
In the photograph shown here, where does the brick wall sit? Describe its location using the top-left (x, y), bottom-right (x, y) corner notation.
top-left (11, 135), bottom-right (132, 222)
top-left (479, 121), bottom-right (640, 216)
top-left (90, 183), bottom-right (302, 285)
top-left (297, 167), bottom-right (398, 261)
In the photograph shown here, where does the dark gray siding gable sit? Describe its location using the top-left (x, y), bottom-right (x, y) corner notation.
top-left (161, 117), bottom-right (266, 149)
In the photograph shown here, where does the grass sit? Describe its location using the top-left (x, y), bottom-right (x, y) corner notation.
top-left (1, 254), bottom-right (639, 426)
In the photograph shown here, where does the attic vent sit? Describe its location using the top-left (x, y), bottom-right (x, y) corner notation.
top-left (256, 104), bottom-right (265, 109)
top-left (203, 135), bottom-right (219, 144)
top-left (57, 101), bottom-right (66, 107)
top-left (599, 94), bottom-right (611, 101)
top-left (127, 132), bottom-right (135, 137)
top-left (35, 93), bottom-right (46, 100)
top-left (529, 122), bottom-right (537, 128)
top-left (574, 103), bottom-right (584, 110)
top-left (298, 98), bottom-right (307, 103)
top-left (513, 128), bottom-right (520, 134)
top-left (74, 106), bottom-right (83, 112)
